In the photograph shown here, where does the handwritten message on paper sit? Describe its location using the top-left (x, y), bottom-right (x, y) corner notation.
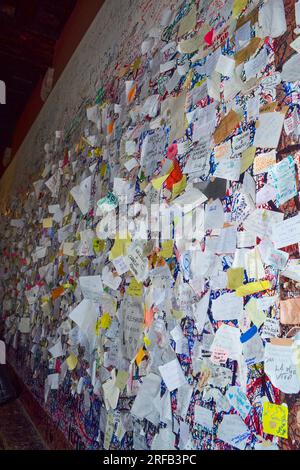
top-left (264, 343), bottom-right (300, 394)
top-left (226, 386), bottom-right (252, 420)
top-left (262, 402), bottom-right (288, 439)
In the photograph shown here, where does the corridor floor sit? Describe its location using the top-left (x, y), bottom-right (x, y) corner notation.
top-left (0, 399), bottom-right (47, 450)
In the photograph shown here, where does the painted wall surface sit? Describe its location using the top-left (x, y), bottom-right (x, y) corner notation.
top-left (0, 0), bottom-right (179, 210)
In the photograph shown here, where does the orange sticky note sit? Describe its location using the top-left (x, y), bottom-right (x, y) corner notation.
top-left (127, 84), bottom-right (137, 103)
top-left (145, 307), bottom-right (155, 327)
top-left (165, 159), bottom-right (183, 190)
top-left (107, 121), bottom-right (115, 135)
top-left (135, 348), bottom-right (146, 366)
top-left (51, 286), bottom-right (64, 300)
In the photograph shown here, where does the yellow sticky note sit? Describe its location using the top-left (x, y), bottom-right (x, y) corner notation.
top-left (66, 353), bottom-right (78, 371)
top-left (94, 147), bottom-right (102, 157)
top-left (160, 240), bottom-right (174, 259)
top-left (131, 57), bottom-right (141, 73)
top-left (151, 174), bottom-right (169, 190)
top-left (109, 233), bottom-right (131, 260)
top-left (227, 268), bottom-right (244, 290)
top-left (95, 318), bottom-right (101, 336)
top-left (135, 348), bottom-right (146, 366)
top-left (100, 313), bottom-right (112, 330)
top-left (127, 278), bottom-right (143, 297)
top-left (246, 298), bottom-right (266, 328)
top-left (93, 238), bottom-right (105, 254)
top-left (240, 146), bottom-right (256, 173)
top-left (236, 280), bottom-right (270, 297)
top-left (152, 162), bottom-right (174, 190)
top-left (233, 0), bottom-right (247, 18)
top-left (172, 175), bottom-right (187, 199)
top-left (42, 217), bottom-right (53, 228)
top-left (262, 402), bottom-right (288, 439)
top-left (100, 163), bottom-right (107, 177)
top-left (144, 335), bottom-right (151, 346)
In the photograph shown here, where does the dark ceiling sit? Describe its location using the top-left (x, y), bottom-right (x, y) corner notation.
top-left (0, 0), bottom-right (77, 170)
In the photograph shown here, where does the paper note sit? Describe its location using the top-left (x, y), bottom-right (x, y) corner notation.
top-left (244, 47), bottom-right (268, 81)
top-left (213, 110), bottom-right (241, 145)
top-left (183, 136), bottom-right (212, 175)
top-left (235, 37), bottom-right (263, 65)
top-left (159, 359), bottom-right (187, 392)
top-left (178, 4), bottom-right (197, 37)
top-left (235, 280), bottom-right (270, 297)
top-left (215, 54), bottom-right (236, 77)
top-left (258, 0), bottom-right (287, 38)
top-left (194, 405), bottom-right (213, 430)
top-left (227, 268), bottom-right (244, 290)
top-left (204, 199), bottom-right (224, 230)
top-left (172, 187), bottom-right (207, 213)
top-left (172, 175), bottom-right (187, 199)
top-left (69, 299), bottom-right (99, 344)
top-left (42, 217), bottom-right (53, 228)
top-left (49, 339), bottom-right (63, 358)
top-left (121, 297), bottom-right (144, 360)
top-left (253, 150), bottom-right (276, 175)
top-left (240, 146), bottom-right (256, 173)
top-left (254, 112), bottom-right (285, 149)
top-left (271, 215), bottom-right (300, 249)
top-left (141, 129), bottom-right (167, 177)
top-left (112, 256), bottom-right (129, 275)
top-left (213, 154), bottom-right (241, 181)
top-left (268, 155), bottom-right (297, 206)
top-left (131, 373), bottom-right (161, 425)
top-left (70, 176), bottom-right (92, 215)
top-left (19, 317), bottom-right (30, 333)
top-left (127, 278), bottom-right (143, 297)
top-left (244, 208), bottom-right (284, 239)
top-left (262, 402), bottom-right (288, 439)
top-left (79, 275), bottom-right (103, 302)
top-left (246, 298), bottom-right (266, 328)
top-left (178, 35), bottom-right (203, 54)
top-left (217, 414), bottom-right (250, 450)
top-left (210, 324), bottom-right (242, 359)
top-left (66, 352), bottom-right (78, 370)
top-left (162, 91), bottom-right (187, 144)
top-left (110, 233), bottom-right (131, 260)
top-left (226, 386), bottom-right (252, 420)
top-left (261, 317), bottom-right (280, 339)
top-left (126, 242), bottom-right (149, 282)
top-left (233, 0), bottom-right (247, 18)
top-left (211, 292), bottom-right (243, 321)
top-left (264, 342), bottom-right (300, 393)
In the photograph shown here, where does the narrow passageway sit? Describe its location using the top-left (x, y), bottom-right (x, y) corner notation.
top-left (0, 399), bottom-right (47, 450)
